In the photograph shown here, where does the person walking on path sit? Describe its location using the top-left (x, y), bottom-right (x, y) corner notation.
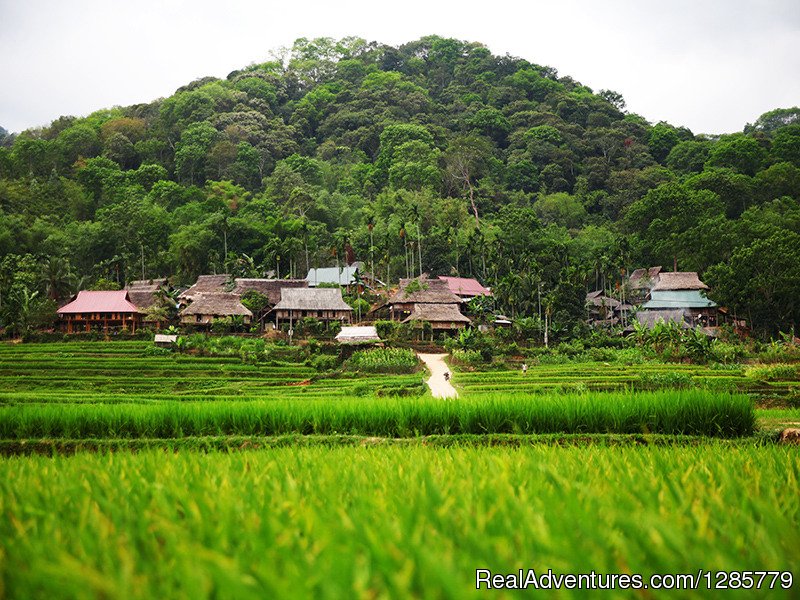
top-left (417, 353), bottom-right (458, 398)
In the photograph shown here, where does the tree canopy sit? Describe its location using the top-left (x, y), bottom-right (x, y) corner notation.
top-left (0, 36), bottom-right (798, 335)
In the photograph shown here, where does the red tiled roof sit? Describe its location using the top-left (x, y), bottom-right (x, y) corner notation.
top-left (438, 276), bottom-right (492, 297)
top-left (57, 291), bottom-right (140, 314)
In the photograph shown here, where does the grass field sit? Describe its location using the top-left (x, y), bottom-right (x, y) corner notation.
top-left (1, 445), bottom-right (798, 599)
top-left (0, 340), bottom-right (797, 598)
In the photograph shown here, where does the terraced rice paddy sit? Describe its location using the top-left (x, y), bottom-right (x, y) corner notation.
top-left (0, 340), bottom-right (797, 598)
top-left (0, 342), bottom-right (425, 403)
top-left (451, 362), bottom-right (799, 398)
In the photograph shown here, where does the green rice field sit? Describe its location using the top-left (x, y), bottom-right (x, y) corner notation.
top-left (0, 341), bottom-right (798, 598)
top-left (2, 445), bottom-right (798, 598)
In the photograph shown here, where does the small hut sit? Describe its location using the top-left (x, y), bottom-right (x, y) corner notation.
top-left (336, 326), bottom-right (381, 344)
top-left (179, 293), bottom-right (252, 326)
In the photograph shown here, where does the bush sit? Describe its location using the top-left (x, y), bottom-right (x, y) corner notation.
top-left (709, 341), bottom-right (747, 364)
top-left (346, 348), bottom-right (419, 373)
top-left (745, 364), bottom-right (797, 382)
top-left (375, 320), bottom-right (398, 340)
top-left (309, 354), bottom-right (341, 372)
top-left (450, 349), bottom-right (484, 367)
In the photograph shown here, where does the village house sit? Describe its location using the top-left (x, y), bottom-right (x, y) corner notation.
top-left (270, 288), bottom-right (353, 325)
top-left (231, 278), bottom-right (308, 324)
top-left (386, 275), bottom-right (471, 330)
top-left (57, 290), bottom-right (142, 333)
top-left (641, 272), bottom-right (718, 326)
top-left (437, 276), bottom-right (492, 300)
top-left (178, 292), bottom-right (253, 326)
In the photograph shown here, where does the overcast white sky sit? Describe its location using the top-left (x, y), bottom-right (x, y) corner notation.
top-left (0, 0), bottom-right (798, 135)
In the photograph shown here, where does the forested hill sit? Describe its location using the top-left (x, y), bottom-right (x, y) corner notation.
top-left (1, 36), bottom-right (799, 334)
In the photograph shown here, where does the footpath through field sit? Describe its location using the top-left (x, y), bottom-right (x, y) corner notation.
top-left (417, 353), bottom-right (458, 399)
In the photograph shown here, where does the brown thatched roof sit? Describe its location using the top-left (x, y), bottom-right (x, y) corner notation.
top-left (126, 279), bottom-right (169, 311)
top-left (233, 278), bottom-right (308, 305)
top-left (402, 303), bottom-right (471, 324)
top-left (127, 290), bottom-right (160, 311)
top-left (653, 272), bottom-right (709, 291)
top-left (179, 293), bottom-right (252, 317)
top-left (128, 278), bottom-right (168, 289)
top-left (179, 275), bottom-right (231, 300)
top-left (389, 275), bottom-right (462, 305)
top-left (586, 292), bottom-right (621, 308)
top-left (272, 288), bottom-right (352, 312)
top-left (628, 266), bottom-right (662, 289)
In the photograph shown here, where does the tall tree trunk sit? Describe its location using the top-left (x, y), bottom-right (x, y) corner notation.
top-left (468, 181), bottom-right (479, 227)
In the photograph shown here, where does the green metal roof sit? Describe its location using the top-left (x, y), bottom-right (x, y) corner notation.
top-left (642, 290), bottom-right (717, 309)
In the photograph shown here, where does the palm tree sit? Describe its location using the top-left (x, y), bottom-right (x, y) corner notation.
top-left (39, 257), bottom-right (73, 303)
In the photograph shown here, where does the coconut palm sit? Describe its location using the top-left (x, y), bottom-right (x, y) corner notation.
top-left (39, 256), bottom-right (74, 303)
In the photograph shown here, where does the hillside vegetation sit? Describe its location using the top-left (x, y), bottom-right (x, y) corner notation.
top-left (1, 36), bottom-right (799, 335)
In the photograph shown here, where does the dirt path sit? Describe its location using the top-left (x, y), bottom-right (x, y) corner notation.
top-left (417, 353), bottom-right (458, 399)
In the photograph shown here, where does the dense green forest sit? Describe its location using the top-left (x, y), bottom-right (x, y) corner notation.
top-left (1, 36), bottom-right (799, 336)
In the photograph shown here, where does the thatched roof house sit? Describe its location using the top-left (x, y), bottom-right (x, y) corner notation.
top-left (388, 275), bottom-right (463, 319)
top-left (179, 292), bottom-right (252, 325)
top-left (384, 275), bottom-right (470, 330)
top-left (642, 272), bottom-right (718, 326)
top-left (271, 288), bottom-right (352, 323)
top-left (402, 303), bottom-right (472, 330)
top-left (586, 290), bottom-right (622, 324)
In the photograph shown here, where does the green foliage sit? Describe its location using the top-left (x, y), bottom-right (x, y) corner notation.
top-left (239, 290), bottom-right (269, 315)
top-left (745, 363), bottom-right (797, 382)
top-left (346, 347), bottom-right (419, 373)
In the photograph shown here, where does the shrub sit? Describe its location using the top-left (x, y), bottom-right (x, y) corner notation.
top-left (450, 349), bottom-right (484, 367)
top-left (375, 320), bottom-right (398, 340)
top-left (745, 364), bottom-right (797, 382)
top-left (309, 354), bottom-right (341, 372)
top-left (346, 348), bottom-right (419, 373)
